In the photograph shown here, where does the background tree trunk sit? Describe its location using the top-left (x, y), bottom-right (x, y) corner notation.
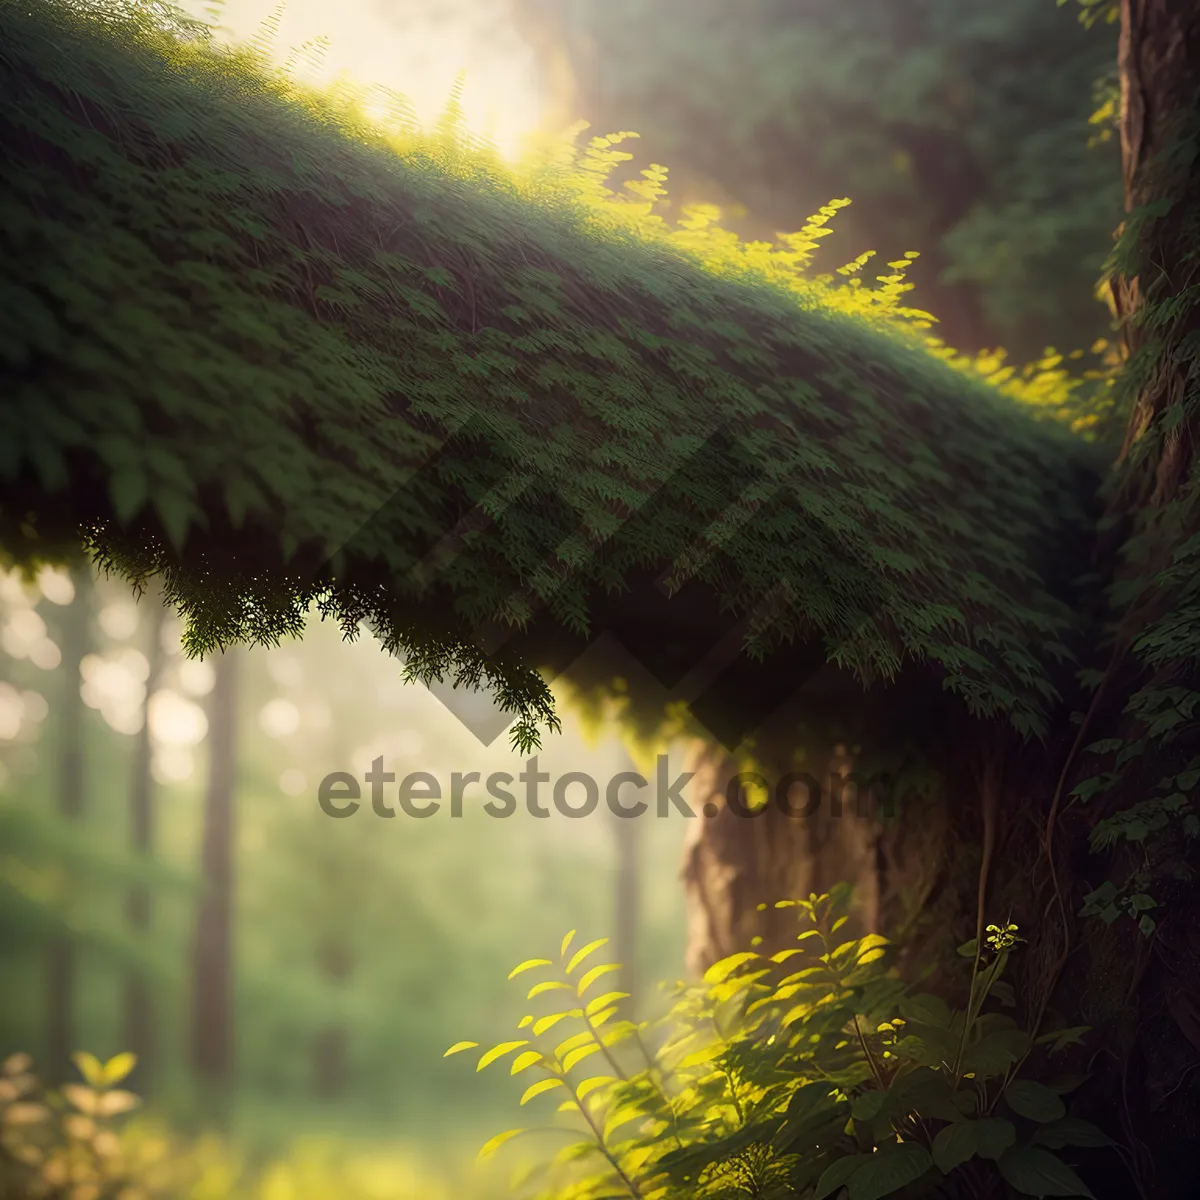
top-left (680, 737), bottom-right (959, 977)
top-left (190, 648), bottom-right (239, 1108)
top-left (46, 562), bottom-right (91, 1084)
top-left (612, 764), bottom-right (640, 1009)
top-left (313, 942), bottom-right (353, 1101)
top-left (125, 595), bottom-right (167, 1093)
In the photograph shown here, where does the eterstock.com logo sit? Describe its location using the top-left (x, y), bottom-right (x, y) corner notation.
top-left (315, 756), bottom-right (898, 821)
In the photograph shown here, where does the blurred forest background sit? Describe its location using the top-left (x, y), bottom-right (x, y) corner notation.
top-left (1, 0), bottom-right (1122, 1192)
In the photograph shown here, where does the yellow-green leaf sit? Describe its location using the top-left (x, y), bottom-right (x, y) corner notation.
top-left (604, 1102), bottom-right (645, 1141)
top-left (444, 1041), bottom-right (479, 1057)
top-left (678, 1044), bottom-right (722, 1069)
top-left (508, 959), bottom-right (552, 980)
top-left (510, 1051), bottom-right (544, 1075)
top-left (72, 1053), bottom-right (104, 1088)
top-left (566, 938), bottom-right (609, 974)
top-left (477, 1041), bottom-right (529, 1071)
top-left (585, 991), bottom-right (630, 1016)
top-left (520, 1078), bottom-right (565, 1105)
top-left (576, 1075), bottom-right (618, 1099)
top-left (704, 952), bottom-right (758, 984)
top-left (555, 1031), bottom-right (594, 1059)
top-left (534, 1012), bottom-right (579, 1036)
top-left (528, 980), bottom-right (573, 999)
top-left (577, 963), bottom-right (621, 994)
top-left (477, 1128), bottom-right (527, 1161)
top-left (100, 1053), bottom-right (137, 1087)
top-left (563, 1043), bottom-right (602, 1072)
top-left (599, 1020), bottom-right (639, 1046)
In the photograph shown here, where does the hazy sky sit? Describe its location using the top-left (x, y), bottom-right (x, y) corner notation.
top-left (174, 0), bottom-right (549, 154)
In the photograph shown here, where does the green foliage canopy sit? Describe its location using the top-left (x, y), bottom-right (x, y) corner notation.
top-left (0, 0), bottom-right (1098, 750)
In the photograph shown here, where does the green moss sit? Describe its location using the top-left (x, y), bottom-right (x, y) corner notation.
top-left (0, 0), bottom-right (1099, 749)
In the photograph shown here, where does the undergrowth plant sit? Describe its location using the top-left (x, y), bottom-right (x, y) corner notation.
top-left (0, 1050), bottom-right (509, 1199)
top-left (450, 888), bottom-right (1113, 1200)
top-left (0, 1050), bottom-right (141, 1199)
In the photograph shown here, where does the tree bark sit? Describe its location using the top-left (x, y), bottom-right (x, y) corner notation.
top-left (190, 648), bottom-right (239, 1105)
top-left (46, 562), bottom-right (90, 1084)
top-left (680, 737), bottom-right (961, 977)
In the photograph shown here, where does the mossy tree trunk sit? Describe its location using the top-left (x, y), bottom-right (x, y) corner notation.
top-left (680, 4), bottom-right (1199, 1193)
top-left (1053, 4), bottom-right (1200, 1194)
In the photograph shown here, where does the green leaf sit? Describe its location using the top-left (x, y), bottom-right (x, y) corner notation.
top-left (1032, 1117), bottom-right (1111, 1150)
top-left (814, 1153), bottom-right (869, 1200)
top-left (975, 1118), bottom-right (1017, 1161)
top-left (109, 468), bottom-right (148, 524)
top-left (991, 980), bottom-right (1017, 1007)
top-left (780, 1081), bottom-right (843, 1136)
top-left (477, 1040), bottom-right (529, 1071)
top-left (508, 959), bottom-right (552, 979)
top-left (1045, 1074), bottom-right (1090, 1095)
top-left (962, 1029), bottom-right (1030, 1077)
top-left (847, 1143), bottom-right (933, 1200)
top-left (899, 993), bottom-right (952, 1028)
top-left (851, 1090), bottom-right (887, 1121)
top-left (477, 1128), bottom-right (528, 1161)
top-left (997, 1146), bottom-right (1094, 1197)
top-left (155, 489), bottom-right (198, 552)
top-left (223, 475), bottom-right (264, 528)
top-left (443, 1041), bottom-right (479, 1057)
top-left (1005, 1081), bottom-right (1067, 1123)
top-left (1035, 1026), bottom-right (1090, 1054)
top-left (892, 1069), bottom-right (963, 1123)
top-left (932, 1120), bottom-right (980, 1174)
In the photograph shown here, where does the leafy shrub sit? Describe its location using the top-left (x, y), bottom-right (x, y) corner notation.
top-left (0, 1050), bottom-right (507, 1199)
top-left (451, 888), bottom-right (1112, 1199)
top-left (0, 1050), bottom-right (142, 1199)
